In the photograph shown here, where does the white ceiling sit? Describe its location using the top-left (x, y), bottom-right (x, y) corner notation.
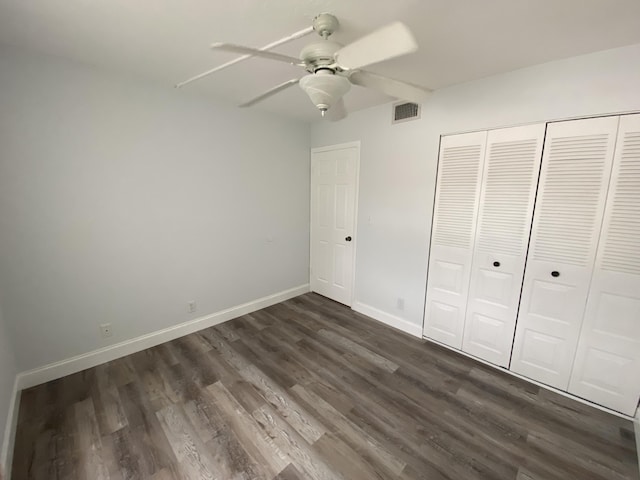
top-left (1, 0), bottom-right (640, 122)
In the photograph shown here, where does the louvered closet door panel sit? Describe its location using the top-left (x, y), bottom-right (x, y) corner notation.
top-left (462, 124), bottom-right (545, 367)
top-left (568, 114), bottom-right (640, 415)
top-left (511, 116), bottom-right (619, 389)
top-left (424, 131), bottom-right (487, 348)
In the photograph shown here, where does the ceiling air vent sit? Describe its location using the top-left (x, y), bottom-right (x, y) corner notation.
top-left (392, 101), bottom-right (421, 124)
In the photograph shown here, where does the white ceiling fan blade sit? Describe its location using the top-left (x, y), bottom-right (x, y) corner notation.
top-left (334, 22), bottom-right (418, 70)
top-left (176, 26), bottom-right (314, 88)
top-left (211, 43), bottom-right (302, 66)
top-left (239, 78), bottom-right (300, 107)
top-left (349, 71), bottom-right (431, 103)
top-left (325, 97), bottom-right (347, 122)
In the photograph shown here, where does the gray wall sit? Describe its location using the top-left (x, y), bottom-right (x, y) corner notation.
top-left (311, 43), bottom-right (640, 331)
top-left (0, 47), bottom-right (310, 371)
top-left (0, 304), bottom-right (17, 472)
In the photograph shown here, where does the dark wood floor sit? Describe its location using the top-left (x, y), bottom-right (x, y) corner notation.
top-left (11, 293), bottom-right (639, 480)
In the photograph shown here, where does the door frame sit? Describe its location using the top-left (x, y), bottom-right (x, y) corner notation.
top-left (309, 141), bottom-right (361, 307)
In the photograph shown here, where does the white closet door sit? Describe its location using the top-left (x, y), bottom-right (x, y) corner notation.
top-left (462, 124), bottom-right (545, 367)
top-left (568, 114), bottom-right (640, 415)
top-left (424, 131), bottom-right (487, 348)
top-left (511, 116), bottom-right (619, 389)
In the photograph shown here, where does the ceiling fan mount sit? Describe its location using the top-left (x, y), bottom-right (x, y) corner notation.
top-left (311, 13), bottom-right (340, 39)
top-left (177, 13), bottom-right (431, 120)
top-left (299, 13), bottom-right (345, 76)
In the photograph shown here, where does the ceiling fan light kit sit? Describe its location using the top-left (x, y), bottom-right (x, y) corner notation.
top-left (299, 71), bottom-right (351, 116)
top-left (179, 13), bottom-right (431, 120)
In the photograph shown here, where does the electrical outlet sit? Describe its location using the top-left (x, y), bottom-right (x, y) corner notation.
top-left (188, 301), bottom-right (197, 313)
top-left (397, 297), bottom-right (405, 311)
top-left (99, 323), bottom-right (113, 338)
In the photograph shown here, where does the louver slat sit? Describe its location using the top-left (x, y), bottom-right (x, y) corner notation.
top-left (532, 134), bottom-right (610, 266)
top-left (432, 145), bottom-right (484, 249)
top-left (601, 132), bottom-right (640, 274)
top-left (476, 138), bottom-right (540, 256)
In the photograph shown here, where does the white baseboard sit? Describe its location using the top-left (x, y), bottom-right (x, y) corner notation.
top-left (17, 284), bottom-right (310, 391)
top-left (423, 335), bottom-right (634, 420)
top-left (1, 375), bottom-right (19, 480)
top-left (352, 301), bottom-right (423, 338)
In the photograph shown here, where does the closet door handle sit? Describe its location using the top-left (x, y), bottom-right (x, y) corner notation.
top-left (493, 261), bottom-right (500, 267)
top-left (345, 236), bottom-right (352, 242)
top-left (551, 271), bottom-right (560, 277)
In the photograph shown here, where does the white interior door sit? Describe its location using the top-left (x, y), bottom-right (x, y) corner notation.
top-left (310, 143), bottom-right (359, 306)
top-left (462, 124), bottom-right (545, 367)
top-left (510, 116), bottom-right (619, 389)
top-left (568, 113), bottom-right (640, 415)
top-left (424, 131), bottom-right (487, 348)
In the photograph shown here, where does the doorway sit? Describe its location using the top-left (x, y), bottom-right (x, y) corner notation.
top-left (310, 142), bottom-right (360, 306)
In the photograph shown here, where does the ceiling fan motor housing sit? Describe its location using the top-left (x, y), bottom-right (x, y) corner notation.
top-left (300, 41), bottom-right (342, 73)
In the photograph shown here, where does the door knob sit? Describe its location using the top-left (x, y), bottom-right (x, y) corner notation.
top-left (345, 236), bottom-right (352, 242)
top-left (493, 261), bottom-right (500, 267)
top-left (551, 271), bottom-right (560, 277)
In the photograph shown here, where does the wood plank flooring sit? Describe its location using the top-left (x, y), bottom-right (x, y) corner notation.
top-left (11, 293), bottom-right (639, 479)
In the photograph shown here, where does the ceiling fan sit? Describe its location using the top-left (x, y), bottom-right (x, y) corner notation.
top-left (177, 14), bottom-right (431, 120)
